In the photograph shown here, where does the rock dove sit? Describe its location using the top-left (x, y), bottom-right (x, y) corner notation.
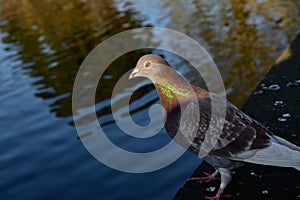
top-left (129, 54), bottom-right (300, 200)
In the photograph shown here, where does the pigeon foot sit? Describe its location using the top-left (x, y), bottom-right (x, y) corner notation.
top-left (189, 170), bottom-right (220, 183)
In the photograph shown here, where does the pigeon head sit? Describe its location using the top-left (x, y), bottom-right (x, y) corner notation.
top-left (129, 54), bottom-right (171, 81)
top-left (129, 54), bottom-right (200, 112)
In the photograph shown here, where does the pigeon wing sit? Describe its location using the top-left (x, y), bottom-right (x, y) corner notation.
top-left (178, 97), bottom-right (271, 158)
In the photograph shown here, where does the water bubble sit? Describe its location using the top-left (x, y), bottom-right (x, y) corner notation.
top-left (262, 190), bottom-right (269, 194)
top-left (206, 187), bottom-right (216, 192)
top-left (260, 83), bottom-right (268, 90)
top-left (253, 90), bottom-right (264, 95)
top-left (286, 80), bottom-right (300, 87)
top-left (278, 113), bottom-right (292, 122)
top-left (273, 100), bottom-right (283, 106)
top-left (268, 84), bottom-right (280, 91)
top-left (282, 113), bottom-right (291, 118)
top-left (277, 117), bottom-right (287, 122)
top-left (250, 172), bottom-right (256, 176)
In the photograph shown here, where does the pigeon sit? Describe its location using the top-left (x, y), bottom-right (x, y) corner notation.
top-left (129, 54), bottom-right (300, 200)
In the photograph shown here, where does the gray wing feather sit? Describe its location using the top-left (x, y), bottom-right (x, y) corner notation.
top-left (272, 135), bottom-right (300, 151)
top-left (179, 100), bottom-right (253, 157)
top-left (178, 97), bottom-right (300, 171)
top-left (234, 142), bottom-right (300, 170)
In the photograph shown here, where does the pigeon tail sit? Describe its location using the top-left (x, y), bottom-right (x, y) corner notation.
top-left (272, 135), bottom-right (300, 151)
top-left (236, 142), bottom-right (300, 170)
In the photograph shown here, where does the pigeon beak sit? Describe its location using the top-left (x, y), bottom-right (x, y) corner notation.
top-left (129, 68), bottom-right (139, 79)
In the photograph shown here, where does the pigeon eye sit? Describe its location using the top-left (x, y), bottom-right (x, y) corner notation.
top-left (144, 61), bottom-right (152, 68)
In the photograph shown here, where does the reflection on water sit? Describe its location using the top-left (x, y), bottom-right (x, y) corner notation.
top-left (0, 0), bottom-right (300, 200)
top-left (124, 0), bottom-right (300, 105)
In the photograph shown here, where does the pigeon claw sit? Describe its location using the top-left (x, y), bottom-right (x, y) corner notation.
top-left (189, 171), bottom-right (220, 183)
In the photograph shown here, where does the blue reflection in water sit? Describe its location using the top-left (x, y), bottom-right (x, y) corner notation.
top-left (0, 29), bottom-right (201, 200)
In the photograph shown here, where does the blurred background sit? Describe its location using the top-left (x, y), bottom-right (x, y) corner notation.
top-left (0, 0), bottom-right (300, 200)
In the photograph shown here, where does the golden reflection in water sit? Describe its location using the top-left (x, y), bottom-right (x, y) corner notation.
top-left (224, 0), bottom-right (299, 105)
top-left (0, 0), bottom-right (143, 117)
top-left (184, 0), bottom-right (300, 106)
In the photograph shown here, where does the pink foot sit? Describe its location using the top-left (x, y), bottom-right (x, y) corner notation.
top-left (205, 188), bottom-right (232, 200)
top-left (189, 171), bottom-right (220, 183)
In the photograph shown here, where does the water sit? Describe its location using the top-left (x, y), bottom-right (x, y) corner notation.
top-left (1, 0), bottom-right (300, 200)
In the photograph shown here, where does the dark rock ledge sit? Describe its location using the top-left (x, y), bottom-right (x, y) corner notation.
top-left (174, 33), bottom-right (300, 200)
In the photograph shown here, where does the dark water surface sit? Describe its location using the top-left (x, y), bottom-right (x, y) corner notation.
top-left (1, 1), bottom-right (300, 200)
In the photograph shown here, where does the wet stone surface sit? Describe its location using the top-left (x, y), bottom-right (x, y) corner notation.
top-left (174, 33), bottom-right (300, 200)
